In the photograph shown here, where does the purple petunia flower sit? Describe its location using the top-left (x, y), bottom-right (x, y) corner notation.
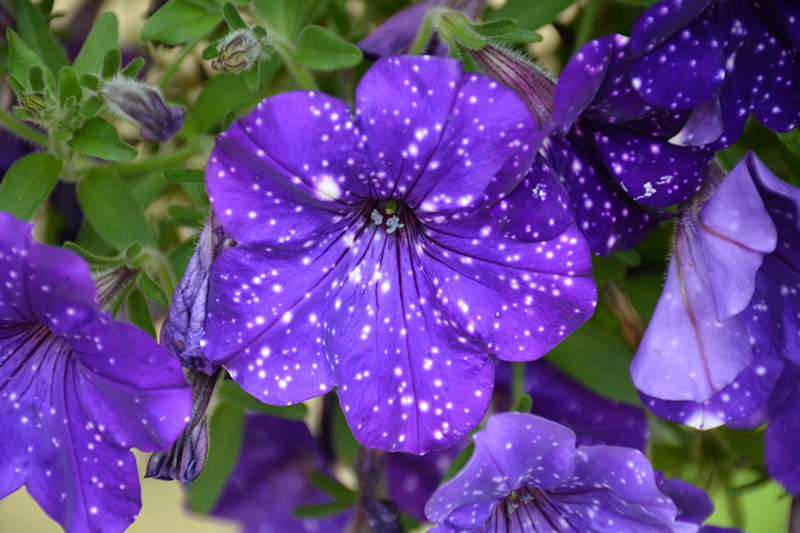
top-left (629, 0), bottom-right (800, 149)
top-left (0, 212), bottom-right (192, 533)
top-left (425, 412), bottom-right (680, 532)
top-left (471, 38), bottom-right (712, 256)
top-left (631, 152), bottom-right (799, 416)
top-left (202, 55), bottom-right (596, 454)
top-left (211, 412), bottom-right (352, 532)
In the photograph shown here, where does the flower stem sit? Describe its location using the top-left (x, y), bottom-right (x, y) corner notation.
top-left (512, 362), bottom-right (525, 402)
top-left (409, 9), bottom-right (440, 55)
top-left (0, 108), bottom-right (49, 147)
top-left (158, 35), bottom-right (204, 89)
top-left (102, 136), bottom-right (207, 174)
top-left (575, 0), bottom-right (600, 52)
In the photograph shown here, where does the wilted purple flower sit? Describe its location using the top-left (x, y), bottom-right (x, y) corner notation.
top-left (0, 212), bottom-right (192, 533)
top-left (203, 55), bottom-right (596, 454)
top-left (211, 412), bottom-right (352, 532)
top-left (494, 359), bottom-right (649, 451)
top-left (425, 412), bottom-right (680, 532)
top-left (631, 153), bottom-right (800, 415)
top-left (629, 0), bottom-right (800, 148)
top-left (356, 0), bottom-right (484, 59)
top-left (101, 76), bottom-right (185, 143)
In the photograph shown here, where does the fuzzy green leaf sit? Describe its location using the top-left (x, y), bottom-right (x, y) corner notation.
top-left (138, 270), bottom-right (169, 306)
top-left (127, 289), bottom-right (156, 338)
top-left (292, 25), bottom-right (362, 70)
top-left (0, 152), bottom-right (61, 220)
top-left (72, 12), bottom-right (119, 75)
top-left (15, 0), bottom-right (67, 76)
top-left (68, 116), bottom-right (138, 162)
top-left (141, 0), bottom-right (222, 45)
top-left (222, 2), bottom-right (247, 30)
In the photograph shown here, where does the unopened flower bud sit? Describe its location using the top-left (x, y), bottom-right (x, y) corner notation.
top-left (211, 29), bottom-right (262, 73)
top-left (100, 76), bottom-right (185, 142)
top-left (467, 45), bottom-right (555, 128)
top-left (20, 93), bottom-right (46, 114)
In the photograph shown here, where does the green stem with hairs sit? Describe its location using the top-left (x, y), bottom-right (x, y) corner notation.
top-left (0, 109), bottom-right (49, 147)
top-left (575, 0), bottom-right (600, 53)
top-left (512, 362), bottom-right (525, 403)
top-left (102, 136), bottom-right (207, 174)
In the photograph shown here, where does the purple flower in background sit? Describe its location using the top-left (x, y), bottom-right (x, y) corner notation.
top-left (629, 0), bottom-right (800, 149)
top-left (211, 412), bottom-right (352, 532)
top-left (765, 361), bottom-right (800, 493)
top-left (0, 212), bottom-right (192, 533)
top-left (425, 412), bottom-right (680, 532)
top-left (203, 55), bottom-right (596, 454)
top-left (356, 0), bottom-right (484, 59)
top-left (494, 359), bottom-right (649, 451)
top-left (631, 153), bottom-right (799, 419)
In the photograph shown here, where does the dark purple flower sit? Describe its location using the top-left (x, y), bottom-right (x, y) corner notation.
top-left (101, 76), bottom-right (185, 143)
top-left (425, 412), bottom-right (680, 532)
top-left (631, 152), bottom-right (800, 416)
top-left (210, 412), bottom-right (352, 532)
top-left (629, 0), bottom-right (800, 149)
top-left (552, 35), bottom-right (713, 255)
top-left (0, 212), bottom-right (192, 533)
top-left (203, 55), bottom-right (596, 454)
top-left (356, 0), bottom-right (484, 59)
top-left (765, 361), bottom-right (800, 493)
top-left (494, 359), bottom-right (650, 451)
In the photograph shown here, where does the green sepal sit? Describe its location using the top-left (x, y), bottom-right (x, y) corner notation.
top-left (454, 41), bottom-right (482, 72)
top-left (308, 472), bottom-right (358, 505)
top-left (12, 106), bottom-right (35, 121)
top-left (78, 72), bottom-right (100, 90)
top-left (68, 116), bottom-right (138, 162)
top-left (101, 48), bottom-right (121, 79)
top-left (138, 270), bottom-right (169, 306)
top-left (441, 442), bottom-right (475, 483)
top-left (0, 152), bottom-right (62, 220)
top-left (222, 2), bottom-right (247, 30)
top-left (124, 243), bottom-right (144, 262)
top-left (107, 272), bottom-right (137, 318)
top-left (63, 242), bottom-right (129, 268)
top-left (220, 109), bottom-right (237, 131)
top-left (490, 28), bottom-right (543, 45)
top-left (58, 67), bottom-right (82, 107)
top-left (121, 57), bottom-right (146, 78)
top-left (51, 127), bottom-right (72, 142)
top-left (292, 502), bottom-right (353, 520)
top-left (127, 288), bottom-right (157, 338)
top-left (201, 43), bottom-right (219, 60)
top-left (27, 66), bottom-right (44, 92)
top-left (242, 63), bottom-right (259, 91)
top-left (470, 18), bottom-right (517, 37)
top-left (163, 168), bottom-right (205, 183)
top-left (439, 11), bottom-right (488, 50)
top-left (79, 95), bottom-right (103, 118)
top-left (511, 394), bottom-right (533, 413)
top-left (292, 25), bottom-right (362, 71)
top-left (252, 25), bottom-right (267, 38)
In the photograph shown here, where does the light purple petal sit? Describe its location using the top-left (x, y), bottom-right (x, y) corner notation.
top-left (670, 96), bottom-right (725, 147)
top-left (354, 56), bottom-right (537, 214)
top-left (425, 413), bottom-right (577, 528)
top-left (554, 35), bottom-right (614, 130)
top-left (766, 362), bottom-right (800, 494)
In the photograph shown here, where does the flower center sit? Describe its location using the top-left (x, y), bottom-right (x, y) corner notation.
top-left (369, 198), bottom-right (410, 234)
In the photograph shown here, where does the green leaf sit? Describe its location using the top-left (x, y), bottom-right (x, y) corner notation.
top-left (441, 442), bottom-right (474, 483)
top-left (126, 289), bottom-right (156, 337)
top-left (63, 242), bottom-right (128, 268)
top-left (292, 502), bottom-right (353, 520)
top-left (220, 110), bottom-right (237, 131)
top-left (27, 65), bottom-right (44, 92)
top-left (15, 0), bottom-right (67, 76)
top-left (308, 471), bottom-right (358, 504)
top-left (138, 270), bottom-right (168, 306)
top-left (292, 25), bottom-right (362, 71)
top-left (332, 393), bottom-right (360, 466)
top-left (72, 12), bottom-right (119, 75)
top-left (7, 29), bottom-right (54, 92)
top-left (12, 107), bottom-right (35, 121)
top-left (511, 394), bottom-right (533, 413)
top-left (470, 18), bottom-right (517, 37)
top-left (487, 0), bottom-right (577, 32)
top-left (0, 153), bottom-right (61, 220)
top-left (188, 402), bottom-right (244, 514)
top-left (141, 0), bottom-right (222, 45)
top-left (77, 169), bottom-right (157, 250)
top-left (201, 43), bottom-right (219, 60)
top-left (101, 48), bottom-right (121, 79)
top-left (252, 0), bottom-right (303, 39)
top-left (121, 57), bottom-right (146, 78)
top-left (168, 204), bottom-right (209, 227)
top-left (218, 379), bottom-right (309, 420)
top-left (78, 72), bottom-right (99, 90)
top-left (59, 67), bottom-right (81, 107)
top-left (222, 2), bottom-right (247, 30)
top-left (68, 116), bottom-right (138, 162)
top-left (164, 168), bottom-right (206, 183)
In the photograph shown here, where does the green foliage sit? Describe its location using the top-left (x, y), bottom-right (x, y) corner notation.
top-left (138, 270), bottom-right (169, 306)
top-left (292, 502), bottom-right (354, 520)
top-left (511, 394), bottom-right (533, 413)
top-left (72, 12), bottom-right (119, 75)
top-left (77, 169), bottom-right (157, 249)
top-left (126, 289), bottom-right (156, 338)
top-left (141, 0), bottom-right (222, 45)
top-left (0, 153), bottom-right (62, 220)
top-left (218, 380), bottom-right (309, 420)
top-left (308, 471), bottom-right (358, 504)
top-left (7, 29), bottom-right (54, 92)
top-left (14, 0), bottom-right (67, 77)
top-left (222, 2), bottom-right (248, 31)
top-left (441, 442), bottom-right (475, 483)
top-left (68, 117), bottom-right (138, 161)
top-left (292, 25), bottom-right (362, 70)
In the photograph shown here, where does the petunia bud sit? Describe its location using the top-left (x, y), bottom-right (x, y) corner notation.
top-left (467, 44), bottom-right (555, 128)
top-left (100, 75), bottom-right (185, 142)
top-left (19, 93), bottom-right (47, 114)
top-left (211, 29), bottom-right (262, 73)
